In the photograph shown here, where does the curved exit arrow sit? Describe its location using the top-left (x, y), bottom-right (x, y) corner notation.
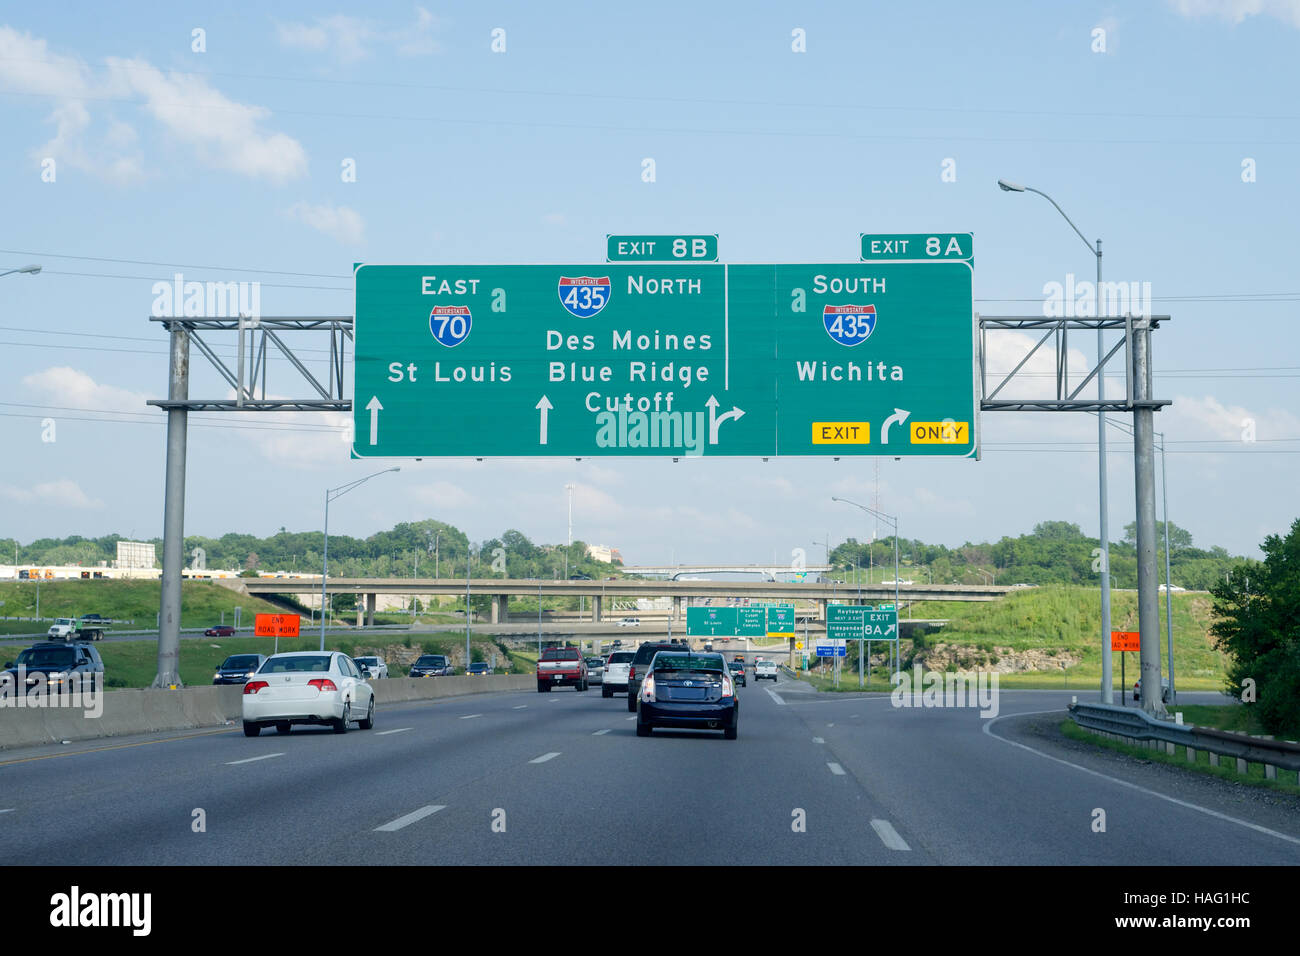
top-left (705, 395), bottom-right (745, 445)
top-left (880, 408), bottom-right (910, 445)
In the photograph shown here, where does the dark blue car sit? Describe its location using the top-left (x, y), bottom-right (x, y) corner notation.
top-left (636, 651), bottom-right (738, 740)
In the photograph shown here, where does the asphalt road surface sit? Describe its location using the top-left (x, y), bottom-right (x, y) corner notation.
top-left (2, 674), bottom-right (1297, 865)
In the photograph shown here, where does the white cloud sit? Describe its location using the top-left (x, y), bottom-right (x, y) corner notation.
top-left (277, 8), bottom-right (442, 62)
top-left (413, 481), bottom-right (473, 510)
top-left (1166, 394), bottom-right (1300, 442)
top-left (108, 57), bottom-right (307, 183)
top-left (0, 480), bottom-right (104, 509)
top-left (542, 213), bottom-right (567, 225)
top-left (286, 202), bottom-right (366, 243)
top-left (22, 366), bottom-right (149, 413)
top-left (1168, 0), bottom-right (1300, 27)
top-left (0, 27), bottom-right (306, 184)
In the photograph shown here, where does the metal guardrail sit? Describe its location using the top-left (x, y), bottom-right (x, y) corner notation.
top-left (1069, 700), bottom-right (1300, 773)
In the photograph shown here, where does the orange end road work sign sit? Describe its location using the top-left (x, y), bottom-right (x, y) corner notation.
top-left (1110, 631), bottom-right (1140, 652)
top-left (255, 613), bottom-right (300, 638)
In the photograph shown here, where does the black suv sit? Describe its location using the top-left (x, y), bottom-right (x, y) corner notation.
top-left (2, 641), bottom-right (104, 692)
top-left (626, 641), bottom-right (685, 712)
top-left (409, 654), bottom-right (454, 677)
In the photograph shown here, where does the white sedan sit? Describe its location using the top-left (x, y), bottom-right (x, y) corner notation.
top-left (242, 651), bottom-right (375, 736)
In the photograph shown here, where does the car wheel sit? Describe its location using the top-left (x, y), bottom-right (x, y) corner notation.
top-left (243, 721), bottom-right (262, 737)
top-left (275, 721), bottom-right (291, 735)
top-left (333, 702), bottom-right (350, 734)
top-left (602, 685), bottom-right (612, 698)
top-left (627, 693), bottom-right (637, 712)
top-left (724, 723), bottom-right (738, 740)
top-left (358, 696), bottom-right (375, 730)
top-left (636, 720), bottom-right (651, 737)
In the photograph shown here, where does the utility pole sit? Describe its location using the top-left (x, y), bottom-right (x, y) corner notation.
top-left (1132, 318), bottom-right (1165, 715)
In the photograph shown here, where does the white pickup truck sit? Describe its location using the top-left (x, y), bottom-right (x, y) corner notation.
top-left (754, 659), bottom-right (779, 681)
top-left (47, 616), bottom-right (109, 642)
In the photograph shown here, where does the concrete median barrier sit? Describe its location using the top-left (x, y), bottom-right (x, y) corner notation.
top-left (1, 673), bottom-right (533, 751)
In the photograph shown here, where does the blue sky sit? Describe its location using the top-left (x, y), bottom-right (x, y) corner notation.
top-left (1, 0), bottom-right (1298, 566)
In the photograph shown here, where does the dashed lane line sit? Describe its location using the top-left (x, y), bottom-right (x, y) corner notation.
top-left (374, 805), bottom-right (446, 832)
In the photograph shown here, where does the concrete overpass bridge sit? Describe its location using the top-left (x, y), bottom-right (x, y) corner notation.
top-left (622, 564), bottom-right (832, 581)
top-left (229, 577), bottom-right (1012, 627)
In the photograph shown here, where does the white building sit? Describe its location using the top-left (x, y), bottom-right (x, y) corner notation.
top-left (115, 541), bottom-right (157, 569)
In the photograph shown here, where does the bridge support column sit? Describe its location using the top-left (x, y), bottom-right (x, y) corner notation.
top-left (592, 595), bottom-right (603, 622)
top-left (672, 595), bottom-right (682, 621)
top-left (356, 603), bottom-right (363, 627)
top-left (365, 593), bottom-right (376, 627)
top-left (819, 599), bottom-right (828, 621)
top-left (491, 594), bottom-right (508, 624)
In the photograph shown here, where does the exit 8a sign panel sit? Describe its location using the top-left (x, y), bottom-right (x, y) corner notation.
top-left (352, 261), bottom-right (975, 458)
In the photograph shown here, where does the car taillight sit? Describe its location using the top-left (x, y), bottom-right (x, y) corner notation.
top-left (722, 676), bottom-right (734, 698)
top-left (308, 678), bottom-right (338, 692)
top-left (243, 681), bottom-right (268, 694)
top-left (629, 665), bottom-right (636, 680)
top-left (641, 673), bottom-right (655, 701)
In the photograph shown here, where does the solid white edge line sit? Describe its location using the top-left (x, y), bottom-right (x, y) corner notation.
top-left (225, 752), bottom-right (284, 766)
top-left (593, 729), bottom-right (611, 735)
top-left (513, 705), bottom-right (527, 709)
top-left (812, 737), bottom-right (825, 744)
top-left (765, 687), bottom-right (785, 705)
top-left (374, 804), bottom-right (446, 832)
top-left (459, 714), bottom-right (481, 719)
top-left (530, 751), bottom-right (561, 763)
top-left (827, 762), bottom-right (846, 775)
top-left (983, 707), bottom-right (1300, 848)
top-left (376, 727), bottom-right (412, 736)
top-left (871, 819), bottom-right (912, 851)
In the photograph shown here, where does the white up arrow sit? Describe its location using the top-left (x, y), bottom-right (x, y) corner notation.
top-left (705, 395), bottom-right (745, 445)
top-left (366, 396), bottom-right (383, 445)
top-left (536, 395), bottom-right (553, 445)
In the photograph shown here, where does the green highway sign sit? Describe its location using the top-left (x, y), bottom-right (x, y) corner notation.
top-left (607, 235), bottom-right (718, 262)
top-left (860, 233), bottom-right (973, 263)
top-left (687, 606), bottom-right (734, 636)
top-left (766, 605), bottom-right (795, 638)
top-left (735, 606), bottom-right (767, 637)
top-left (826, 605), bottom-right (899, 639)
top-left (352, 260), bottom-right (975, 459)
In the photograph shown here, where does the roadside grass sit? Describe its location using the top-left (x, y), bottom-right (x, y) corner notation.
top-left (1061, 720), bottom-right (1300, 794)
top-left (0, 580), bottom-right (291, 632)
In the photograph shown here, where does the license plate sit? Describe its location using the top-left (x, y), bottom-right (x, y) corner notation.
top-left (553, 675), bottom-right (562, 680)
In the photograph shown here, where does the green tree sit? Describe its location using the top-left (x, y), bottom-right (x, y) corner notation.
top-left (1210, 518), bottom-right (1300, 734)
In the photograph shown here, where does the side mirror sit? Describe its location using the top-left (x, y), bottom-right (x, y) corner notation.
top-left (4, 662), bottom-right (12, 669)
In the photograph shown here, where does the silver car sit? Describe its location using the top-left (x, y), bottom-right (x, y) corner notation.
top-left (584, 657), bottom-right (605, 684)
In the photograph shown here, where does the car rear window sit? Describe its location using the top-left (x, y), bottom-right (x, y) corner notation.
top-left (541, 649), bottom-right (580, 661)
top-left (652, 653), bottom-right (724, 675)
top-left (263, 655), bottom-right (331, 673)
top-left (633, 643), bottom-right (678, 664)
top-left (607, 652), bottom-right (634, 663)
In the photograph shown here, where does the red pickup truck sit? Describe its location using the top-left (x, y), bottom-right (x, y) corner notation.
top-left (536, 648), bottom-right (589, 693)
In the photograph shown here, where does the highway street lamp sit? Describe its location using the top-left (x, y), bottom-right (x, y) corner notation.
top-left (833, 496), bottom-right (900, 685)
top-left (0, 264), bottom-right (40, 278)
top-left (320, 467), bottom-right (400, 650)
top-left (998, 178), bottom-right (1115, 704)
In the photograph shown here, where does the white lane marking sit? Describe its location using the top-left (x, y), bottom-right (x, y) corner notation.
top-left (592, 729), bottom-right (611, 736)
top-left (827, 762), bottom-right (846, 775)
top-left (827, 723), bottom-right (835, 727)
top-left (226, 752), bottom-right (284, 766)
top-left (374, 804), bottom-right (446, 832)
top-left (459, 714), bottom-right (481, 720)
top-left (626, 715), bottom-right (637, 721)
top-left (513, 705), bottom-right (527, 710)
top-left (812, 737), bottom-right (825, 744)
top-left (376, 727), bottom-right (412, 736)
top-left (765, 687), bottom-right (785, 705)
top-left (530, 752), bottom-right (561, 764)
top-left (983, 708), bottom-right (1300, 848)
top-left (871, 819), bottom-right (912, 851)
top-left (0, 808), bottom-right (14, 814)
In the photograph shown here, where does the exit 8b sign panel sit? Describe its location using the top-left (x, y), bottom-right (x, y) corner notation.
top-left (352, 261), bottom-right (975, 459)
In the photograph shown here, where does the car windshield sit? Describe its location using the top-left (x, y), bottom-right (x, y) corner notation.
top-left (15, 647), bottom-right (76, 668)
top-left (262, 655), bottom-right (331, 673)
top-left (222, 655), bottom-right (260, 669)
top-left (415, 656), bottom-right (445, 666)
top-left (356, 657), bottom-right (378, 665)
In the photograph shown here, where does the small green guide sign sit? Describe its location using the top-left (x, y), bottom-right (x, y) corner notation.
top-left (860, 233), bottom-right (972, 263)
top-left (607, 235), bottom-right (718, 262)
